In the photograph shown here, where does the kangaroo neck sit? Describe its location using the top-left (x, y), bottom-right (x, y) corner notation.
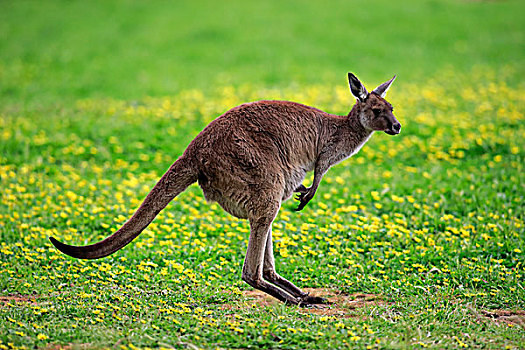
top-left (317, 105), bottom-right (374, 165)
top-left (345, 111), bottom-right (374, 158)
top-left (347, 105), bottom-right (374, 141)
top-left (342, 102), bottom-right (374, 148)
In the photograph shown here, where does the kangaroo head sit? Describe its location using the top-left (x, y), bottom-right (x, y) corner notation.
top-left (348, 73), bottom-right (401, 135)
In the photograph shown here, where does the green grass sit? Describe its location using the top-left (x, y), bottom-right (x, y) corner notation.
top-left (1, 0), bottom-right (524, 103)
top-left (1, 0), bottom-right (524, 349)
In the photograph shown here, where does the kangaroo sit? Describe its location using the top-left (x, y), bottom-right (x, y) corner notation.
top-left (50, 73), bottom-right (401, 306)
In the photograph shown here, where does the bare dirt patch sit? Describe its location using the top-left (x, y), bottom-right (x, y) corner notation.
top-left (0, 295), bottom-right (38, 306)
top-left (43, 345), bottom-right (72, 350)
top-left (43, 344), bottom-right (91, 350)
top-left (241, 288), bottom-right (387, 316)
top-left (480, 309), bottom-right (525, 329)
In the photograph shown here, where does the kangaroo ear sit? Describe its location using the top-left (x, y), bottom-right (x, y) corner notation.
top-left (348, 73), bottom-right (368, 102)
top-left (372, 75), bottom-right (396, 98)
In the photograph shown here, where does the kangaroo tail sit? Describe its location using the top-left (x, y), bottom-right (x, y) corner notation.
top-left (49, 156), bottom-right (198, 259)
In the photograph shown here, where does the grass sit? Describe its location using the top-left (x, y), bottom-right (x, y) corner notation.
top-left (1, 0), bottom-right (524, 103)
top-left (1, 0), bottom-right (524, 349)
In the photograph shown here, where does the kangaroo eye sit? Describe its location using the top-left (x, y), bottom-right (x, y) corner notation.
top-left (372, 108), bottom-right (381, 116)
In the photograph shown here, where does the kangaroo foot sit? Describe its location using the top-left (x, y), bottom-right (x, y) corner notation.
top-left (299, 293), bottom-right (332, 305)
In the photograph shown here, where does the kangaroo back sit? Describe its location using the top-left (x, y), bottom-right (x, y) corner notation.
top-left (50, 156), bottom-right (197, 259)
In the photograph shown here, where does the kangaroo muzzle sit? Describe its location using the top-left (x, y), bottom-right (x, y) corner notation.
top-left (385, 115), bottom-right (401, 135)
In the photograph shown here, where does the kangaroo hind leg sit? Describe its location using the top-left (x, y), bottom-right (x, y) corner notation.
top-left (263, 230), bottom-right (330, 305)
top-left (241, 201), bottom-right (300, 305)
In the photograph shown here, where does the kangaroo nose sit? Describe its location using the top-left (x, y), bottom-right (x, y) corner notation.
top-left (392, 122), bottom-right (401, 133)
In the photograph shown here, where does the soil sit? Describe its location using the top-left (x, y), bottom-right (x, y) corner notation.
top-left (239, 289), bottom-right (525, 325)
top-left (0, 295), bottom-right (37, 306)
top-left (241, 288), bottom-right (387, 316)
top-left (479, 309), bottom-right (525, 329)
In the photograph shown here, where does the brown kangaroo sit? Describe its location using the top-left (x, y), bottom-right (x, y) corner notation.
top-left (50, 73), bottom-right (401, 306)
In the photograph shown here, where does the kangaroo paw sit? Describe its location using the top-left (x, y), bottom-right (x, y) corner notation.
top-left (294, 184), bottom-right (308, 194)
top-left (294, 190), bottom-right (313, 211)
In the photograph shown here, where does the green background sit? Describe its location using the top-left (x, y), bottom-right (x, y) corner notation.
top-left (1, 1), bottom-right (524, 349)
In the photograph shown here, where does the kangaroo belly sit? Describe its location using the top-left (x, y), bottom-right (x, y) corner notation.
top-left (205, 190), bottom-right (249, 219)
top-left (197, 170), bottom-right (250, 219)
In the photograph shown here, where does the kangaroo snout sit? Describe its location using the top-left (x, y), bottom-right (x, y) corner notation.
top-left (392, 121), bottom-right (402, 134)
top-left (386, 121), bottom-right (401, 135)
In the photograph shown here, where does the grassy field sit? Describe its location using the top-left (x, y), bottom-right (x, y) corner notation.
top-left (1, 0), bottom-right (524, 349)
